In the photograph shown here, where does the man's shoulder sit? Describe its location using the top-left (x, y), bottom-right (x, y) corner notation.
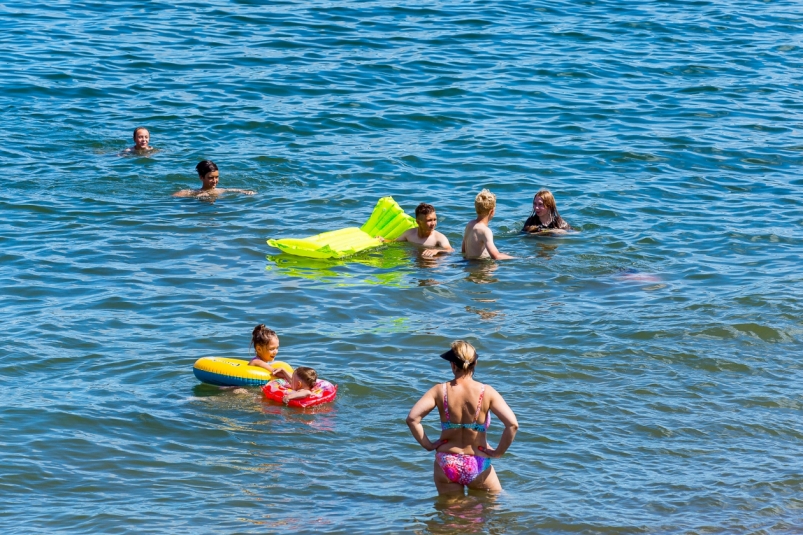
top-left (432, 229), bottom-right (448, 240)
top-left (398, 228), bottom-right (417, 241)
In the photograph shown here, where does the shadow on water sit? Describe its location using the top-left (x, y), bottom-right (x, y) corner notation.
top-left (256, 406), bottom-right (338, 433)
top-left (463, 260), bottom-right (500, 285)
top-left (265, 247), bottom-right (410, 282)
top-left (415, 493), bottom-right (517, 535)
top-left (192, 382), bottom-right (228, 398)
top-left (190, 384), bottom-right (337, 431)
top-left (531, 241), bottom-right (559, 260)
top-left (265, 245), bottom-right (463, 288)
top-left (518, 229), bottom-right (582, 260)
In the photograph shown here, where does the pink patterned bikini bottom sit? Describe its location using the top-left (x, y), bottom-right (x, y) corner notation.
top-left (436, 452), bottom-right (492, 486)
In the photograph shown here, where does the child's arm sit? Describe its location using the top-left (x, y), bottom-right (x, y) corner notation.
top-left (522, 215), bottom-right (538, 233)
top-left (282, 388), bottom-right (312, 403)
top-left (438, 233), bottom-right (454, 252)
top-left (376, 229), bottom-right (409, 243)
top-left (432, 232), bottom-right (454, 252)
top-left (421, 233), bottom-right (454, 257)
top-left (219, 188), bottom-right (256, 195)
top-left (548, 220), bottom-right (571, 234)
top-left (271, 368), bottom-right (292, 381)
top-left (248, 359), bottom-right (275, 371)
top-left (483, 227), bottom-right (514, 260)
top-left (394, 229), bottom-right (414, 242)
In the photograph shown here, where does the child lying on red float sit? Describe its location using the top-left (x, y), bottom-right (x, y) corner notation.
top-left (262, 366), bottom-right (337, 408)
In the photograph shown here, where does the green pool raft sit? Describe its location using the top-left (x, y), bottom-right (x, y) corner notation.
top-left (267, 197), bottom-right (416, 259)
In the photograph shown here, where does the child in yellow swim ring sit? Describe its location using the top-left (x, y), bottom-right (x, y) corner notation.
top-left (248, 324), bottom-right (320, 402)
top-left (248, 324), bottom-right (282, 372)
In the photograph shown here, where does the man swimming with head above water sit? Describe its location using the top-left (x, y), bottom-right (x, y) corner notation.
top-left (172, 160), bottom-right (255, 198)
top-left (395, 203), bottom-right (454, 258)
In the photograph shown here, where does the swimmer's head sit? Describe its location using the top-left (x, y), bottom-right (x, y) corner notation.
top-left (415, 203), bottom-right (438, 233)
top-left (415, 203), bottom-right (435, 219)
top-left (474, 189), bottom-right (496, 217)
top-left (196, 160), bottom-right (220, 190)
top-left (532, 190), bottom-right (567, 226)
top-left (196, 160), bottom-right (218, 178)
top-left (251, 324), bottom-right (279, 362)
top-left (440, 340), bottom-right (478, 375)
top-left (293, 367), bottom-right (317, 390)
top-left (132, 127), bottom-right (150, 149)
top-left (534, 190), bottom-right (557, 216)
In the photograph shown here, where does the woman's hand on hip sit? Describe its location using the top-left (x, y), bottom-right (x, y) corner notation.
top-left (477, 445), bottom-right (501, 458)
top-left (425, 438), bottom-right (448, 451)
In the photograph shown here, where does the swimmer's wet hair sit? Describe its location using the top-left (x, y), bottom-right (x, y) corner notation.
top-left (132, 126), bottom-right (149, 139)
top-left (196, 160), bottom-right (219, 178)
top-left (474, 189), bottom-right (496, 216)
top-left (415, 203), bottom-right (436, 218)
top-left (250, 324), bottom-right (278, 352)
top-left (294, 366), bottom-right (318, 389)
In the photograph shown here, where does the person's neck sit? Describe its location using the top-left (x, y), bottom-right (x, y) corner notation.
top-left (417, 227), bottom-right (432, 239)
top-left (451, 373), bottom-right (474, 385)
top-left (538, 212), bottom-right (553, 225)
top-left (476, 214), bottom-right (492, 225)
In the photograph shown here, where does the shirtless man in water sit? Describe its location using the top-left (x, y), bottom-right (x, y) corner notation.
top-left (173, 160), bottom-right (255, 198)
top-left (395, 203), bottom-right (454, 258)
top-left (461, 189), bottom-right (514, 260)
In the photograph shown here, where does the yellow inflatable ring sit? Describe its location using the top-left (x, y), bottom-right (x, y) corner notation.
top-left (193, 357), bottom-right (294, 387)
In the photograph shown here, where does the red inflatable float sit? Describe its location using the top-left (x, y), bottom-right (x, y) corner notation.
top-left (261, 379), bottom-right (338, 408)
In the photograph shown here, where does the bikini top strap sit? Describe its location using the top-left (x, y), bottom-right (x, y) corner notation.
top-left (442, 382), bottom-right (450, 422)
top-left (474, 384), bottom-right (486, 422)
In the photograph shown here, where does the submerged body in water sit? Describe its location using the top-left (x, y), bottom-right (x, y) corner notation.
top-left (172, 160), bottom-right (255, 198)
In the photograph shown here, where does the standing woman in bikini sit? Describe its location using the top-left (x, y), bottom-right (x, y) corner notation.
top-left (406, 340), bottom-right (519, 494)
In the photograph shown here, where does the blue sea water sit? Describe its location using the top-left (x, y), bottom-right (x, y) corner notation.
top-left (1, 0), bottom-right (802, 533)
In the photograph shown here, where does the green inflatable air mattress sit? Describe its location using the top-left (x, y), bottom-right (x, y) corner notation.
top-left (267, 197), bottom-right (416, 259)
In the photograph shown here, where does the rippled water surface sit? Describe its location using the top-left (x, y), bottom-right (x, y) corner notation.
top-left (2, 1), bottom-right (803, 533)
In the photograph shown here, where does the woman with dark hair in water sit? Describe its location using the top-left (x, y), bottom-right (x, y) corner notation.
top-left (173, 160), bottom-right (255, 197)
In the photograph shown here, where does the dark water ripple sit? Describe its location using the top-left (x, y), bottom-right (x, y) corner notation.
top-left (1, 0), bottom-right (803, 533)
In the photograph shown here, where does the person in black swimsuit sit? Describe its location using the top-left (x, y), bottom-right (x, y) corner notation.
top-left (522, 190), bottom-right (572, 234)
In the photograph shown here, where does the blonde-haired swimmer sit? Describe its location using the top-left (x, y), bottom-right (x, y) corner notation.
top-left (461, 189), bottom-right (514, 260)
top-left (394, 202), bottom-right (454, 258)
top-left (407, 340), bottom-right (519, 494)
top-left (522, 189), bottom-right (572, 234)
top-left (173, 160), bottom-right (255, 198)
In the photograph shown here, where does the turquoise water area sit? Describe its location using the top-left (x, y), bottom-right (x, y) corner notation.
top-left (2, 1), bottom-right (802, 533)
